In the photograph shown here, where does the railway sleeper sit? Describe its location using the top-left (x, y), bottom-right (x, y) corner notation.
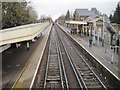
top-left (87, 85), bottom-right (102, 88)
top-left (48, 68), bottom-right (59, 71)
top-left (78, 69), bottom-right (90, 72)
top-left (85, 81), bottom-right (100, 85)
top-left (48, 65), bottom-right (59, 67)
top-left (82, 74), bottom-right (94, 77)
top-left (49, 62), bottom-right (58, 64)
top-left (47, 76), bottom-right (60, 80)
top-left (50, 54), bottom-right (58, 57)
top-left (47, 72), bottom-right (60, 76)
top-left (46, 82), bottom-right (61, 88)
top-left (78, 67), bottom-right (89, 71)
top-left (83, 79), bottom-right (98, 82)
top-left (47, 71), bottom-right (60, 75)
top-left (82, 75), bottom-right (95, 79)
top-left (81, 72), bottom-right (93, 75)
top-left (49, 56), bottom-right (58, 59)
top-left (48, 67), bottom-right (59, 69)
top-left (47, 73), bottom-right (60, 76)
top-left (86, 85), bottom-right (102, 88)
top-left (48, 81), bottom-right (61, 84)
top-left (78, 71), bottom-right (92, 76)
top-left (48, 70), bottom-right (59, 73)
top-left (84, 77), bottom-right (97, 80)
top-left (47, 69), bottom-right (59, 72)
top-left (48, 65), bottom-right (59, 68)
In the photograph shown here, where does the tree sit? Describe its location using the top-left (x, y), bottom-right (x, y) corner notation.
top-left (115, 2), bottom-right (120, 24)
top-left (109, 14), bottom-right (112, 22)
top-left (109, 2), bottom-right (120, 24)
top-left (27, 5), bottom-right (38, 23)
top-left (2, 1), bottom-right (38, 29)
top-left (65, 10), bottom-right (70, 21)
top-left (109, 14), bottom-right (115, 23)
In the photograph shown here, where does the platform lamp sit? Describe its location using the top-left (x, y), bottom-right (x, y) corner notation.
top-left (102, 16), bottom-right (105, 47)
top-left (93, 19), bottom-right (96, 45)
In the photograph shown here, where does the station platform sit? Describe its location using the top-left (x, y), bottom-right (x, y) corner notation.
top-left (58, 24), bottom-right (120, 80)
top-left (12, 24), bottom-right (52, 88)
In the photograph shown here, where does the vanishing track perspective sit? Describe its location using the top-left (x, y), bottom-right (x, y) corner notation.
top-left (31, 23), bottom-right (113, 89)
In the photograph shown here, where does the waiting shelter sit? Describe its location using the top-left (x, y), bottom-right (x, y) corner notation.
top-left (65, 21), bottom-right (87, 34)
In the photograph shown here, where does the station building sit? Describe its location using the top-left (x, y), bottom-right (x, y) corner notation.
top-left (64, 8), bottom-right (118, 46)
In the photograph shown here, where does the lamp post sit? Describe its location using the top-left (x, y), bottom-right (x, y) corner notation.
top-left (93, 19), bottom-right (96, 45)
top-left (88, 22), bottom-right (93, 47)
top-left (111, 46), bottom-right (114, 64)
top-left (81, 17), bottom-right (85, 36)
top-left (102, 17), bottom-right (105, 47)
top-left (98, 28), bottom-right (101, 46)
top-left (83, 21), bottom-right (84, 36)
top-left (77, 24), bottom-right (79, 34)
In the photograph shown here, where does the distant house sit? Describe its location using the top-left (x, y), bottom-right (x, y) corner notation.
top-left (72, 8), bottom-right (99, 34)
top-left (73, 8), bottom-right (99, 21)
top-left (91, 8), bottom-right (100, 15)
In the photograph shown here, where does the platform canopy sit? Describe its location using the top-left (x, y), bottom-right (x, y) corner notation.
top-left (65, 20), bottom-right (87, 25)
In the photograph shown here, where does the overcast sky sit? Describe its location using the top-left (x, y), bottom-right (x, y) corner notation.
top-left (28, 0), bottom-right (120, 21)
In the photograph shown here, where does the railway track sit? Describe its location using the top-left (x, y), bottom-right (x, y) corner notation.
top-left (31, 23), bottom-right (111, 89)
top-left (44, 27), bottom-right (63, 88)
top-left (55, 26), bottom-right (83, 89)
top-left (55, 24), bottom-right (108, 89)
top-left (32, 25), bottom-right (82, 89)
top-left (32, 26), bottom-right (67, 89)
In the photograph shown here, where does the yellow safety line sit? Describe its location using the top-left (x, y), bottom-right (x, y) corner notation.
top-left (11, 43), bottom-right (38, 89)
top-left (11, 25), bottom-right (50, 89)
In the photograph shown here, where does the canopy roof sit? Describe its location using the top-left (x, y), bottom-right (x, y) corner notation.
top-left (65, 21), bottom-right (87, 25)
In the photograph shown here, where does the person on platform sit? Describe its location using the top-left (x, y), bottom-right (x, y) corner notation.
top-left (27, 42), bottom-right (30, 51)
top-left (116, 39), bottom-right (119, 53)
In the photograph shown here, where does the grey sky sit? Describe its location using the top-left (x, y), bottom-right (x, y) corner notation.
top-left (29, 0), bottom-right (120, 20)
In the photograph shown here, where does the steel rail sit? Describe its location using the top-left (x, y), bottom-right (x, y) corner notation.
top-left (55, 27), bottom-right (70, 89)
top-left (63, 28), bottom-right (107, 89)
top-left (56, 39), bottom-right (64, 89)
top-left (72, 42), bottom-right (107, 90)
top-left (44, 27), bottom-right (63, 88)
top-left (56, 25), bottom-right (84, 89)
top-left (56, 24), bottom-right (107, 89)
top-left (58, 45), bottom-right (69, 89)
top-left (62, 37), bottom-right (88, 89)
top-left (43, 31), bottom-right (51, 88)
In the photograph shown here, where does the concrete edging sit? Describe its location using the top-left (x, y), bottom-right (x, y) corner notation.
top-left (11, 24), bottom-right (52, 89)
top-left (57, 23), bottom-right (120, 88)
top-left (29, 24), bottom-right (52, 89)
